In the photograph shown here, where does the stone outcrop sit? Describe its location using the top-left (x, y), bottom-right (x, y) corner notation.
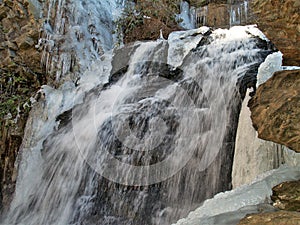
top-left (0, 0), bottom-right (43, 211)
top-left (251, 0), bottom-right (300, 66)
top-left (248, 70), bottom-right (300, 153)
top-left (272, 180), bottom-right (300, 211)
top-left (0, 0), bottom-right (43, 75)
top-left (238, 211), bottom-right (300, 225)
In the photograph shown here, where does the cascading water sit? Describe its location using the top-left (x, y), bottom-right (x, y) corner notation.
top-left (1, 23), bottom-right (275, 225)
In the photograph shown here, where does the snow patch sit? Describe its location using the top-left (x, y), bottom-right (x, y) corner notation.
top-left (174, 165), bottom-right (300, 225)
top-left (257, 51), bottom-right (283, 86)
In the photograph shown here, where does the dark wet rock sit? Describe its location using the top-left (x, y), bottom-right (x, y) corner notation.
top-left (56, 109), bottom-right (73, 130)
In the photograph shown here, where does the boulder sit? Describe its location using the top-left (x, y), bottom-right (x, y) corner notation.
top-left (248, 70), bottom-right (300, 153)
top-left (272, 180), bottom-right (300, 211)
top-left (251, 0), bottom-right (300, 66)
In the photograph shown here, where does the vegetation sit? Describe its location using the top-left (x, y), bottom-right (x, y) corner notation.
top-left (0, 69), bottom-right (40, 121)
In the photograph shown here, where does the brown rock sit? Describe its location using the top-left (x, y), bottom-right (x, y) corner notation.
top-left (124, 17), bottom-right (180, 44)
top-left (194, 0), bottom-right (256, 28)
top-left (3, 0), bottom-right (14, 7)
top-left (0, 0), bottom-right (44, 211)
top-left (295, 0), bottom-right (300, 7)
top-left (272, 180), bottom-right (300, 211)
top-left (6, 28), bottom-right (21, 40)
top-left (189, 0), bottom-right (227, 8)
top-left (21, 24), bottom-right (39, 39)
top-left (248, 70), bottom-right (300, 152)
top-left (16, 36), bottom-right (35, 49)
top-left (251, 0), bottom-right (300, 66)
top-left (238, 211), bottom-right (300, 225)
top-left (1, 17), bottom-right (11, 29)
top-left (195, 3), bottom-right (229, 28)
top-left (2, 41), bottom-right (18, 50)
top-left (0, 6), bottom-right (7, 20)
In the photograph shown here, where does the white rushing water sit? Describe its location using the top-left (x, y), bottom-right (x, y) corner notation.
top-left (1, 23), bottom-right (275, 225)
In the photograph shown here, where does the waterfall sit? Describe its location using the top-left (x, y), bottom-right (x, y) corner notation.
top-left (1, 23), bottom-right (274, 225)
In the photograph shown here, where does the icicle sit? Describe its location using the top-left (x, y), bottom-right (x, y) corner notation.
top-left (159, 29), bottom-right (165, 40)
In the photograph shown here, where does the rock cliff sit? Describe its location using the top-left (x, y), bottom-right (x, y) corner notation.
top-left (0, 0), bottom-right (43, 211)
top-left (251, 0), bottom-right (300, 66)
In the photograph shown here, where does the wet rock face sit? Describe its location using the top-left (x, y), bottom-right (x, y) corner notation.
top-left (248, 70), bottom-right (300, 153)
top-left (238, 211), bottom-right (300, 225)
top-left (272, 180), bottom-right (300, 211)
top-left (251, 0), bottom-right (300, 66)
